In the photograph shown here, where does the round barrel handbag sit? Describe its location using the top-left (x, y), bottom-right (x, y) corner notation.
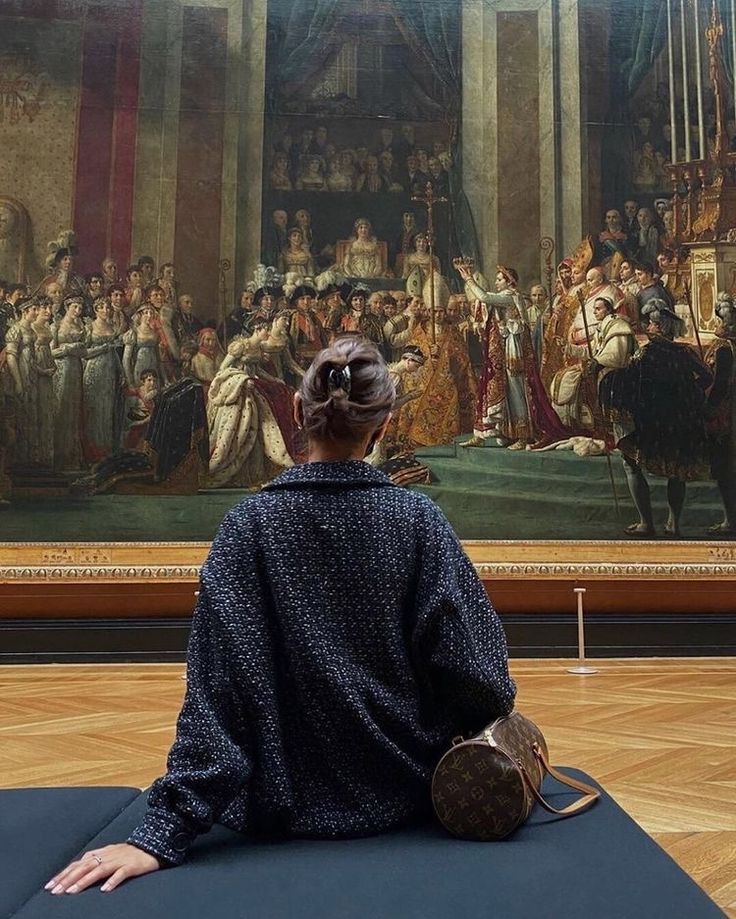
top-left (431, 711), bottom-right (600, 841)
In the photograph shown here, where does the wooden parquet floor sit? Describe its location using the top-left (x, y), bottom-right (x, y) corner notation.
top-left (0, 659), bottom-right (734, 915)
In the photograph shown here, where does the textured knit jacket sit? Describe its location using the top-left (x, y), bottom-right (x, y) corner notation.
top-left (128, 461), bottom-right (515, 866)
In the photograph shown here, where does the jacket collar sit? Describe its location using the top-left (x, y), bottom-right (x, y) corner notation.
top-left (263, 460), bottom-right (394, 491)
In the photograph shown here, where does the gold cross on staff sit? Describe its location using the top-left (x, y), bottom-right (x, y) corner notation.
top-left (411, 181), bottom-right (449, 246)
top-left (411, 181), bottom-right (449, 345)
top-left (706, 0), bottom-right (723, 50)
top-left (706, 0), bottom-right (727, 161)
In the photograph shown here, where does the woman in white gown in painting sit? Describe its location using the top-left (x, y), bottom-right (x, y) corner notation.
top-left (31, 297), bottom-right (57, 468)
top-left (83, 297), bottom-right (125, 462)
top-left (342, 217), bottom-right (386, 278)
top-left (4, 299), bottom-right (38, 466)
top-left (207, 320), bottom-right (299, 488)
top-left (51, 296), bottom-right (86, 470)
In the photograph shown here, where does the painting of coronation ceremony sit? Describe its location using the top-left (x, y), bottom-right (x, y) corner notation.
top-left (0, 1), bottom-right (735, 917)
top-left (0, 0), bottom-right (735, 545)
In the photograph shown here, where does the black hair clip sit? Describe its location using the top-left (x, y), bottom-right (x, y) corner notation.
top-left (327, 365), bottom-right (351, 395)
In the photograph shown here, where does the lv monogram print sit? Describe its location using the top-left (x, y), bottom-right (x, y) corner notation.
top-left (431, 712), bottom-right (548, 841)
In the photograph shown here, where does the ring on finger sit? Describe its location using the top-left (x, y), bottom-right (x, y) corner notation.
top-left (88, 855), bottom-right (103, 866)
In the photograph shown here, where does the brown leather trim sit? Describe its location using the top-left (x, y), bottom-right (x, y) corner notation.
top-left (518, 745), bottom-right (600, 817)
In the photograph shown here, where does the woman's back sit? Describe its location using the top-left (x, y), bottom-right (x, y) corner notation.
top-left (127, 460), bottom-right (514, 864)
top-left (46, 336), bottom-right (515, 882)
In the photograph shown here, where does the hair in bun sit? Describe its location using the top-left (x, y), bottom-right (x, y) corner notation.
top-left (298, 335), bottom-right (395, 442)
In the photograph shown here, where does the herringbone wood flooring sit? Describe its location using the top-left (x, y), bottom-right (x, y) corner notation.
top-left (0, 660), bottom-right (734, 914)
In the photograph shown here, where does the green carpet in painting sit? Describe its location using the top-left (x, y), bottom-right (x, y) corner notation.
top-left (0, 439), bottom-right (725, 543)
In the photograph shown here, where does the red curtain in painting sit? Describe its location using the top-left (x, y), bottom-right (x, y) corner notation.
top-left (73, 1), bottom-right (142, 275)
top-left (173, 7), bottom-right (228, 318)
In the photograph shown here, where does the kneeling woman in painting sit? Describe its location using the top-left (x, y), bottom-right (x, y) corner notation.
top-left (47, 336), bottom-right (515, 895)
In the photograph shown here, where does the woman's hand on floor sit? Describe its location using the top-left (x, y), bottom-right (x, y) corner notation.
top-left (46, 843), bottom-right (160, 894)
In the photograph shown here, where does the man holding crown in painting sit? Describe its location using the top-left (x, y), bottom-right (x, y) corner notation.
top-left (454, 259), bottom-right (571, 450)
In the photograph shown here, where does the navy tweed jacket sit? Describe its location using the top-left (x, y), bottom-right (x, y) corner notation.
top-left (128, 461), bottom-right (515, 865)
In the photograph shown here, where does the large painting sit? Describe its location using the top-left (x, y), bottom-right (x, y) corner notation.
top-left (1, 0), bottom-right (736, 579)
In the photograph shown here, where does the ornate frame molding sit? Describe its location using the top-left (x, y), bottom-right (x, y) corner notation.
top-left (2, 540), bottom-right (736, 582)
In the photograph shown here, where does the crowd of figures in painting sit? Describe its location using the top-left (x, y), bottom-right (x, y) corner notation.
top-left (0, 178), bottom-right (735, 537)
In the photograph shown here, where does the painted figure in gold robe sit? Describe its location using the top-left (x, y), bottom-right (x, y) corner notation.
top-left (402, 304), bottom-right (477, 447)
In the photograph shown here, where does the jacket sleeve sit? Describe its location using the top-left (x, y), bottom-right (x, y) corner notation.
top-left (414, 500), bottom-right (516, 734)
top-left (127, 514), bottom-right (253, 866)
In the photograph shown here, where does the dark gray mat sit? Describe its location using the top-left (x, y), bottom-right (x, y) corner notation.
top-left (8, 771), bottom-right (723, 918)
top-left (0, 787), bottom-right (139, 919)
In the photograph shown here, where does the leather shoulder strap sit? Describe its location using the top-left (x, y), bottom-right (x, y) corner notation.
top-left (519, 745), bottom-right (600, 817)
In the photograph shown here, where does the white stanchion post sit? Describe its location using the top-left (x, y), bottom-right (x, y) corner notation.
top-left (567, 586), bottom-right (598, 675)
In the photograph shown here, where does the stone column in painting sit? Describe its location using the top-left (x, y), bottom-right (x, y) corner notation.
top-left (461, 0), bottom-right (585, 285)
top-left (130, 0), bottom-right (264, 315)
top-left (557, 0), bottom-right (585, 260)
top-left (130, 0), bottom-right (183, 268)
top-left (235, 0), bottom-right (268, 295)
top-left (461, 0), bottom-right (497, 272)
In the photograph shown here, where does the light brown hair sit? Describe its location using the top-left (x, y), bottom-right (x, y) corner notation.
top-left (298, 335), bottom-right (395, 443)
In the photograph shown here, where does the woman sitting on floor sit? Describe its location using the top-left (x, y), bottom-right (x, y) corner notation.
top-left (46, 336), bottom-right (515, 894)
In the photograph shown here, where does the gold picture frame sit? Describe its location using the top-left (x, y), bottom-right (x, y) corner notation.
top-left (2, 539), bottom-right (736, 584)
